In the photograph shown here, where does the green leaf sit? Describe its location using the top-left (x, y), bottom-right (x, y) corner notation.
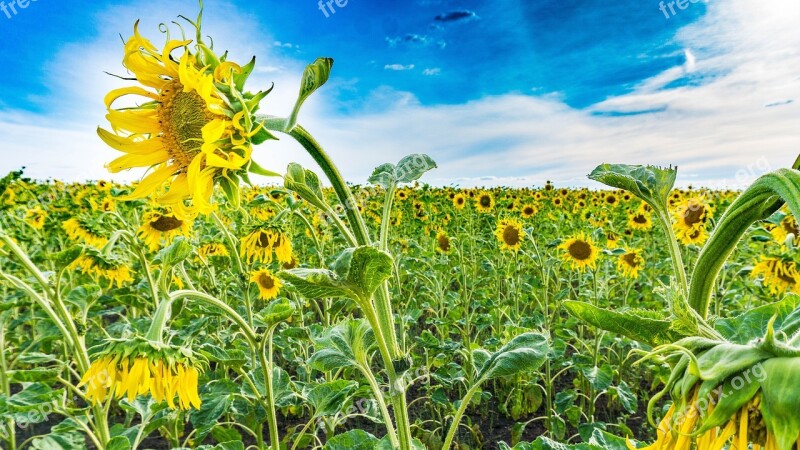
top-left (716, 295), bottom-right (800, 343)
top-left (8, 367), bottom-right (61, 383)
top-left (613, 381), bottom-right (638, 414)
top-left (247, 157), bottom-right (281, 177)
top-left (476, 332), bottom-right (549, 381)
top-left (280, 246), bottom-right (393, 303)
top-left (563, 301), bottom-right (683, 346)
top-left (324, 430), bottom-right (379, 450)
top-left (367, 154), bottom-right (438, 189)
top-left (305, 379), bottom-right (358, 418)
top-left (760, 358), bottom-right (800, 450)
top-left (64, 284), bottom-right (101, 310)
top-left (153, 236), bottom-right (193, 268)
top-left (395, 154), bottom-right (438, 183)
top-left (254, 299), bottom-right (295, 328)
top-left (582, 365), bottom-right (613, 391)
top-left (588, 164), bottom-right (676, 210)
top-left (190, 380), bottom-right (237, 441)
top-left (308, 319), bottom-right (376, 372)
top-left (105, 436), bottom-right (132, 450)
top-left (31, 431), bottom-right (86, 450)
top-left (197, 344), bottom-right (248, 369)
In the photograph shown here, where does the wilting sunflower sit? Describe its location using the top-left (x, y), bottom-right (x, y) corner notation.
top-left (240, 227), bottom-right (293, 264)
top-left (435, 231), bottom-right (452, 253)
top-left (197, 243), bottom-right (229, 262)
top-left (494, 218), bottom-right (525, 252)
top-left (769, 213), bottom-right (799, 246)
top-left (673, 197), bottom-right (713, 245)
top-left (63, 217), bottom-right (108, 248)
top-left (98, 14), bottom-right (272, 219)
top-left (71, 251), bottom-right (134, 288)
top-left (80, 340), bottom-right (203, 410)
top-left (560, 233), bottom-right (599, 271)
top-left (752, 256), bottom-right (799, 296)
top-left (617, 248), bottom-right (644, 279)
top-left (521, 204), bottom-right (537, 219)
top-left (138, 210), bottom-right (192, 252)
top-left (250, 269), bottom-right (282, 300)
top-left (24, 207), bottom-right (47, 230)
top-left (475, 191), bottom-right (495, 213)
top-left (453, 193), bottom-right (467, 210)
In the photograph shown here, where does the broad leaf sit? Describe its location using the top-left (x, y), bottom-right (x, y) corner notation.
top-left (589, 164), bottom-right (676, 210)
top-left (564, 301), bottom-right (682, 346)
top-left (476, 332), bottom-right (549, 381)
top-left (323, 430), bottom-right (379, 450)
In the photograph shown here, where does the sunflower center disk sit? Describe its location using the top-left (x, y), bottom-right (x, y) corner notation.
top-left (150, 215), bottom-right (183, 232)
top-left (503, 226), bottom-right (520, 246)
top-left (258, 273), bottom-right (275, 289)
top-left (568, 241), bottom-right (592, 260)
top-left (683, 204), bottom-right (705, 226)
top-left (159, 82), bottom-right (214, 168)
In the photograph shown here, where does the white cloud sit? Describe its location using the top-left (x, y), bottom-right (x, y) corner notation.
top-left (423, 68), bottom-right (441, 76)
top-left (0, 0), bottom-right (798, 191)
top-left (384, 64), bottom-right (415, 71)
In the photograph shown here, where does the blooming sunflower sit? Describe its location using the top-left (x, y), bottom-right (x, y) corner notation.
top-left (435, 230), bottom-right (452, 254)
top-left (79, 340), bottom-right (203, 410)
top-left (521, 204), bottom-right (537, 219)
top-left (560, 233), bottom-right (599, 271)
top-left (475, 191), bottom-right (495, 213)
top-left (453, 193), bottom-right (467, 210)
top-left (138, 210), bottom-right (192, 252)
top-left (250, 269), bottom-right (283, 300)
top-left (98, 15), bottom-right (273, 219)
top-left (673, 197), bottom-right (713, 245)
top-left (752, 256), bottom-right (799, 296)
top-left (617, 248), bottom-right (644, 279)
top-left (240, 227), bottom-right (293, 264)
top-left (25, 207), bottom-right (47, 230)
top-left (495, 218), bottom-right (525, 252)
top-left (628, 208), bottom-right (653, 231)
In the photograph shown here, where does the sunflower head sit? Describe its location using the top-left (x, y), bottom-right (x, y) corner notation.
top-left (251, 269), bottom-right (283, 300)
top-left (617, 248), bottom-right (644, 279)
top-left (475, 191), bottom-right (495, 213)
top-left (752, 256), bottom-right (799, 295)
top-left (71, 249), bottom-right (134, 289)
top-left (560, 233), bottom-right (599, 271)
top-left (99, 10), bottom-right (275, 219)
top-left (453, 193), bottom-right (467, 210)
top-left (435, 230), bottom-right (452, 253)
top-left (240, 226), bottom-right (293, 265)
top-left (79, 337), bottom-right (204, 410)
top-left (495, 218), bottom-right (525, 252)
top-left (138, 209), bottom-right (192, 252)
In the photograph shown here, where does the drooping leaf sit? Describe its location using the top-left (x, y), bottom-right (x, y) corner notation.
top-left (716, 294), bottom-right (800, 343)
top-left (305, 379), bottom-right (358, 418)
top-left (323, 430), bottom-right (380, 450)
top-left (588, 164), bottom-right (676, 210)
top-left (563, 301), bottom-right (682, 346)
top-left (476, 332), bottom-right (549, 381)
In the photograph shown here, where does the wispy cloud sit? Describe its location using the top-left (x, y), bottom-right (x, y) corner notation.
top-left (384, 64), bottom-right (416, 71)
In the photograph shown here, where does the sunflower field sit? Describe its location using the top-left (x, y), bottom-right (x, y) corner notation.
top-left (2, 5), bottom-right (800, 450)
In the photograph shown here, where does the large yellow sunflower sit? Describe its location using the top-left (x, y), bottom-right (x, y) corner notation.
top-left (494, 218), bottom-right (525, 252)
top-left (672, 197), bottom-right (713, 245)
top-left (137, 210), bottom-right (192, 252)
top-left (560, 233), bottom-right (599, 271)
top-left (250, 269), bottom-right (283, 300)
top-left (99, 17), bottom-right (271, 219)
top-left (475, 191), bottom-right (495, 213)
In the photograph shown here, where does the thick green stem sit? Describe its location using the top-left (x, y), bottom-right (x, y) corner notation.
top-left (656, 209), bottom-right (689, 298)
top-left (260, 332), bottom-right (281, 450)
top-left (0, 321), bottom-right (16, 450)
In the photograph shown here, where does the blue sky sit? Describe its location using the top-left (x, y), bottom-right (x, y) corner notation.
top-left (0, 0), bottom-right (798, 188)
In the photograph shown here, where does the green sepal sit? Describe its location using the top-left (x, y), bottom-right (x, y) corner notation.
top-left (760, 357), bottom-right (800, 450)
top-left (693, 370), bottom-right (761, 435)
